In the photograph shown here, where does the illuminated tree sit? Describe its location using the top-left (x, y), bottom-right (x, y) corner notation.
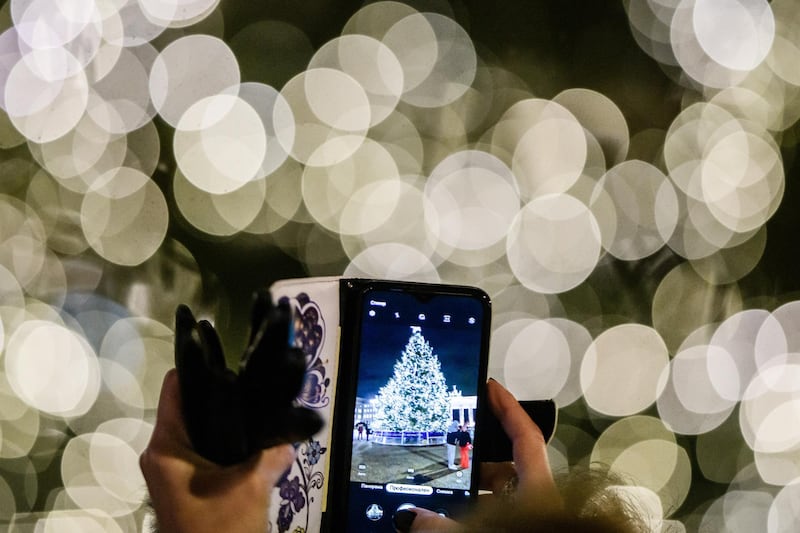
top-left (374, 327), bottom-right (450, 432)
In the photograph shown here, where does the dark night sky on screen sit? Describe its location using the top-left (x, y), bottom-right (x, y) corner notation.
top-left (355, 319), bottom-right (483, 400)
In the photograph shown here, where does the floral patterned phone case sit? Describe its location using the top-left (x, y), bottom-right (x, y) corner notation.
top-left (268, 277), bottom-right (342, 533)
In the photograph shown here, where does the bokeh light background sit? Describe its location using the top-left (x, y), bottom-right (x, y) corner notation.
top-left (1, 0), bottom-right (800, 530)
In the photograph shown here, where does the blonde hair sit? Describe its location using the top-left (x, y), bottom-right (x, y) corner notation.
top-left (464, 465), bottom-right (650, 533)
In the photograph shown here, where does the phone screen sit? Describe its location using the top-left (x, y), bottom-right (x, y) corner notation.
top-left (337, 282), bottom-right (490, 532)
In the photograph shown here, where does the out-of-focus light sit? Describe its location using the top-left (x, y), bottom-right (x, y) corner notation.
top-left (689, 227), bottom-right (766, 285)
top-left (149, 34), bottom-right (240, 127)
top-left (767, 0), bottom-right (800, 87)
top-left (708, 87), bottom-right (775, 131)
top-left (0, 265), bottom-right (26, 331)
top-left (67, 357), bottom-right (145, 437)
top-left (550, 423), bottom-right (595, 466)
top-left (657, 344), bottom-right (738, 435)
top-left (768, 481), bottom-right (800, 532)
top-left (755, 302), bottom-right (800, 366)
top-left (595, 159), bottom-right (678, 260)
top-left (80, 167), bottom-right (168, 266)
top-left (174, 93), bottom-right (267, 194)
top-left (699, 489), bottom-right (773, 533)
top-left (425, 150), bottom-right (519, 252)
top-left (29, 110), bottom-right (127, 192)
top-left (123, 120), bottom-right (161, 178)
top-left (0, 474), bottom-right (16, 521)
top-left (692, 0), bottom-right (774, 72)
top-left (740, 362), bottom-right (800, 455)
top-left (507, 194), bottom-right (601, 294)
top-left (670, 0), bottom-right (751, 89)
top-left (341, 1), bottom-right (418, 39)
top-left (31, 509), bottom-right (126, 532)
top-left (700, 128), bottom-right (784, 234)
top-left (245, 159), bottom-right (304, 235)
top-left (61, 427), bottom-right (148, 517)
top-left (677, 344), bottom-right (739, 412)
top-left (709, 310), bottom-right (773, 402)
top-left (546, 318), bottom-right (592, 407)
top-left (0, 195), bottom-right (47, 287)
top-left (11, 0), bottom-right (99, 52)
top-left (490, 316), bottom-right (590, 407)
top-left (502, 319), bottom-right (571, 400)
top-left (305, 68), bottom-right (372, 132)
top-left (384, 13), bottom-right (477, 108)
top-left (553, 88), bottom-right (630, 167)
top-left (5, 49), bottom-right (89, 143)
top-left (98, 317), bottom-right (173, 411)
top-left (341, 180), bottom-right (434, 261)
top-left (591, 416), bottom-right (691, 514)
top-left (344, 242), bottom-right (440, 282)
top-left (695, 413), bottom-right (753, 484)
top-left (309, 35), bottom-right (403, 128)
top-left (0, 0), bottom-right (798, 528)
top-left (0, 371), bottom-right (41, 459)
top-left (237, 82), bottom-right (294, 178)
top-left (89, 44), bottom-right (157, 134)
top-left (622, 0), bottom-right (678, 67)
top-left (493, 99), bottom-right (587, 200)
top-left (581, 325), bottom-right (669, 416)
top-left (280, 68), bottom-right (369, 166)
top-left (5, 320), bottom-right (101, 417)
top-left (652, 262), bottom-right (743, 351)
top-left (302, 138), bottom-right (399, 234)
top-left (138, 0), bottom-right (220, 28)
top-left (173, 167), bottom-right (262, 236)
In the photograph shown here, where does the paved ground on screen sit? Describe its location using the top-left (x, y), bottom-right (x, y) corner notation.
top-left (351, 438), bottom-right (473, 490)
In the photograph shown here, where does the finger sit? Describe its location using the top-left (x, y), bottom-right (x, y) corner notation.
top-left (394, 507), bottom-right (460, 533)
top-left (477, 461), bottom-right (516, 494)
top-left (139, 369), bottom-right (199, 473)
top-left (252, 443), bottom-right (296, 489)
top-left (151, 368), bottom-right (191, 448)
top-left (486, 379), bottom-right (560, 507)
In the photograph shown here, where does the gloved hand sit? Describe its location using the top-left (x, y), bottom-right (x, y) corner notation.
top-left (174, 290), bottom-right (323, 465)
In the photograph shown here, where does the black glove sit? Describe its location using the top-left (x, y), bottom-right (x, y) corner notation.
top-left (174, 290), bottom-right (323, 465)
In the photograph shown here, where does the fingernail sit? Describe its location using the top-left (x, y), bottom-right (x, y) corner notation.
top-left (392, 508), bottom-right (416, 532)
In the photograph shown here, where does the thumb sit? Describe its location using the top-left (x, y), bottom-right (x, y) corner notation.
top-left (253, 443), bottom-right (296, 488)
top-left (394, 506), bottom-right (461, 533)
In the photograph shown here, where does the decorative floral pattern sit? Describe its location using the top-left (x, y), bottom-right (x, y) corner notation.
top-left (280, 476), bottom-right (306, 511)
top-left (274, 291), bottom-right (330, 533)
top-left (305, 439), bottom-right (325, 466)
top-left (281, 293), bottom-right (330, 409)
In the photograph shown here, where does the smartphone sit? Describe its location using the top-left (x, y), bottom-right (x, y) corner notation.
top-left (326, 279), bottom-right (491, 533)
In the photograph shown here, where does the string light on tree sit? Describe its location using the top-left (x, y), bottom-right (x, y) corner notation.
top-left (374, 326), bottom-right (450, 433)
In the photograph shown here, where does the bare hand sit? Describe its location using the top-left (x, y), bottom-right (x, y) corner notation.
top-left (140, 370), bottom-right (296, 533)
top-left (396, 379), bottom-right (561, 532)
